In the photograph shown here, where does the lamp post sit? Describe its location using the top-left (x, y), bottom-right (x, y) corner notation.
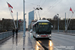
top-left (65, 13), bottom-right (67, 32)
top-left (23, 0), bottom-right (26, 50)
top-left (57, 14), bottom-right (59, 32)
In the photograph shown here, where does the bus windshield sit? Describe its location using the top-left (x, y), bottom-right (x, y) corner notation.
top-left (38, 23), bottom-right (51, 32)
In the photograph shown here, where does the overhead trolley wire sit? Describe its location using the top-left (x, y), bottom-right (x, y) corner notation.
top-left (42, 0), bottom-right (62, 14)
top-left (48, 0), bottom-right (58, 9)
top-left (41, 0), bottom-right (46, 7)
top-left (48, 0), bottom-right (62, 11)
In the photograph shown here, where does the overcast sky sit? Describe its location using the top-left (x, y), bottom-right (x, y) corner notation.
top-left (0, 0), bottom-right (75, 27)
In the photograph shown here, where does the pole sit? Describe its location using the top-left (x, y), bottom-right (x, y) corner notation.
top-left (35, 11), bottom-right (38, 20)
top-left (17, 12), bottom-right (18, 28)
top-left (10, 12), bottom-right (16, 29)
top-left (38, 10), bottom-right (41, 20)
top-left (7, 2), bottom-right (16, 29)
top-left (33, 7), bottom-right (38, 20)
top-left (34, 9), bottom-right (36, 20)
top-left (23, 0), bottom-right (26, 50)
top-left (67, 14), bottom-right (73, 30)
top-left (34, 9), bottom-right (38, 20)
top-left (65, 13), bottom-right (67, 32)
top-left (57, 14), bottom-right (59, 32)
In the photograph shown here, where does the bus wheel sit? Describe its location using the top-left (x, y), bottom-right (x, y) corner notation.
top-left (35, 38), bottom-right (39, 40)
top-left (33, 36), bottom-right (36, 38)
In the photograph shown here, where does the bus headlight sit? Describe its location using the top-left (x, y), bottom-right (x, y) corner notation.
top-left (37, 35), bottom-right (39, 36)
top-left (49, 35), bottom-right (51, 36)
top-left (36, 34), bottom-right (40, 37)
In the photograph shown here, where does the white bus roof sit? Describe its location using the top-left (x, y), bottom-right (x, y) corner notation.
top-left (33, 20), bottom-right (50, 25)
top-left (37, 20), bottom-right (50, 22)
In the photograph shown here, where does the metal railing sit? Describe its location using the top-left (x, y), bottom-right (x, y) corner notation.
top-left (0, 31), bottom-right (12, 41)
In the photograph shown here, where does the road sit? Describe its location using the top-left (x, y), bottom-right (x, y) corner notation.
top-left (0, 31), bottom-right (75, 50)
top-left (30, 32), bottom-right (75, 50)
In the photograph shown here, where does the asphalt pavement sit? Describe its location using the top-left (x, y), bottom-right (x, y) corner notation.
top-left (30, 32), bottom-right (75, 50)
top-left (52, 32), bottom-right (75, 50)
top-left (0, 31), bottom-right (75, 50)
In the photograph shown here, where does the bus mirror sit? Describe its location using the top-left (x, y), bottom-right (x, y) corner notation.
top-left (30, 29), bottom-right (33, 33)
top-left (31, 31), bottom-right (33, 33)
top-left (51, 25), bottom-right (53, 28)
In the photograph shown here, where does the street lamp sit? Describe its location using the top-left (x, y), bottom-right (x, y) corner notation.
top-left (57, 14), bottom-right (59, 32)
top-left (23, 0), bottom-right (26, 50)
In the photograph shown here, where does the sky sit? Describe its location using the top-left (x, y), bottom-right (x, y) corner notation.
top-left (0, 0), bottom-right (75, 27)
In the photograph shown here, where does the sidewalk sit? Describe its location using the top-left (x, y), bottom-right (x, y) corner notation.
top-left (0, 31), bottom-right (33, 50)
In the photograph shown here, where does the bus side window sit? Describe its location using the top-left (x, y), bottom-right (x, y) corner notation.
top-left (33, 26), bottom-right (34, 31)
top-left (36, 25), bottom-right (38, 32)
top-left (33, 27), bottom-right (34, 31)
top-left (34, 27), bottom-right (36, 31)
top-left (34, 25), bottom-right (36, 32)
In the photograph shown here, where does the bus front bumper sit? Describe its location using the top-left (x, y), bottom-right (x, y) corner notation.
top-left (35, 34), bottom-right (51, 38)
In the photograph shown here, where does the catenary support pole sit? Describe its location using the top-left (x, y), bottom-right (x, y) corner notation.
top-left (65, 13), bottom-right (67, 31)
top-left (57, 14), bottom-right (59, 32)
top-left (23, 0), bottom-right (26, 50)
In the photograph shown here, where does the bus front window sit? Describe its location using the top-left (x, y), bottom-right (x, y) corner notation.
top-left (38, 25), bottom-right (51, 32)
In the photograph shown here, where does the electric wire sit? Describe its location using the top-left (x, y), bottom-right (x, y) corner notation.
top-left (48, 0), bottom-right (62, 11)
top-left (48, 0), bottom-right (58, 9)
top-left (41, 0), bottom-right (46, 7)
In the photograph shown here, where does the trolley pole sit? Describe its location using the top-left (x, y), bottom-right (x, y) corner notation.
top-left (23, 0), bottom-right (26, 50)
top-left (35, 6), bottom-right (43, 20)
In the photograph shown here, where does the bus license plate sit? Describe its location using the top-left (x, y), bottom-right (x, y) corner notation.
top-left (41, 35), bottom-right (48, 37)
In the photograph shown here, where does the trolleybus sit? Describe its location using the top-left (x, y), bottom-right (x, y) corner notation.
top-left (33, 20), bottom-right (51, 39)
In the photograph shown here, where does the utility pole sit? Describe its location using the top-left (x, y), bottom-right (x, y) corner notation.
top-left (65, 13), bottom-right (67, 32)
top-left (57, 14), bottom-right (59, 32)
top-left (23, 0), bottom-right (26, 50)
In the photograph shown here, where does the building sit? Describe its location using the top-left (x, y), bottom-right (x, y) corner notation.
top-left (18, 19), bottom-right (23, 30)
top-left (28, 10), bottom-right (34, 25)
top-left (28, 20), bottom-right (36, 30)
top-left (0, 20), bottom-right (2, 32)
top-left (2, 18), bottom-right (14, 31)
